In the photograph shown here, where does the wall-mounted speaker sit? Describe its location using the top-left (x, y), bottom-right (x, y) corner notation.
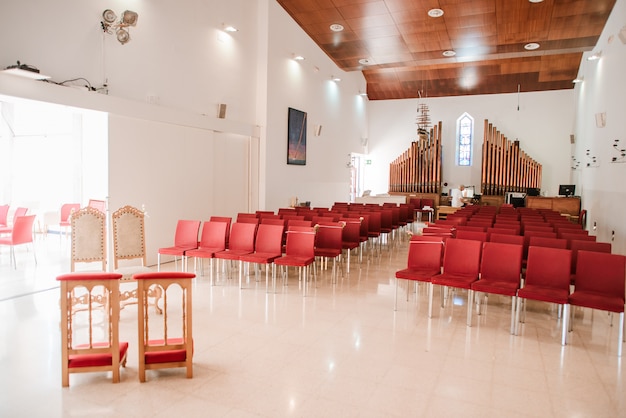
top-left (570, 134), bottom-right (575, 144)
top-left (314, 124), bottom-right (322, 136)
top-left (217, 103), bottom-right (227, 119)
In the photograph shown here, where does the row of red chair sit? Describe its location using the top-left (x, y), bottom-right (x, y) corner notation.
top-left (395, 237), bottom-right (626, 355)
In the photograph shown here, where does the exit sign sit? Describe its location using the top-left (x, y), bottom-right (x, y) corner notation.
top-left (366, 159), bottom-right (372, 165)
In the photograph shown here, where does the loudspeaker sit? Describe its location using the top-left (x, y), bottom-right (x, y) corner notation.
top-left (314, 124), bottom-right (322, 136)
top-left (217, 103), bottom-right (227, 119)
top-left (570, 134), bottom-right (575, 144)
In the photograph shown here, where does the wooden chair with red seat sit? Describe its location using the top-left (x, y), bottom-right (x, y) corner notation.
top-left (515, 246), bottom-right (572, 345)
top-left (274, 229), bottom-right (316, 296)
top-left (213, 222), bottom-right (258, 284)
top-left (58, 272), bottom-right (128, 387)
top-left (134, 272), bottom-right (195, 382)
top-left (157, 220), bottom-right (201, 272)
top-left (239, 223), bottom-right (285, 291)
top-left (313, 223), bottom-right (344, 283)
top-left (431, 238), bottom-right (483, 326)
top-left (394, 236), bottom-right (444, 313)
top-left (568, 251), bottom-right (626, 356)
top-left (0, 214), bottom-right (37, 269)
top-left (58, 203), bottom-right (80, 240)
top-left (471, 242), bottom-right (523, 333)
top-left (185, 221), bottom-right (228, 285)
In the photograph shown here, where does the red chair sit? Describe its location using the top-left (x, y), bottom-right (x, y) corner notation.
top-left (431, 238), bottom-right (483, 325)
top-left (516, 246), bottom-right (571, 345)
top-left (157, 220), bottom-right (201, 272)
top-left (471, 242), bottom-right (523, 333)
top-left (568, 240), bottom-right (612, 283)
top-left (274, 230), bottom-right (316, 296)
top-left (87, 199), bottom-right (106, 213)
top-left (0, 207), bottom-right (28, 235)
top-left (239, 224), bottom-right (285, 291)
top-left (209, 216), bottom-right (232, 248)
top-left (59, 203), bottom-right (80, 240)
top-left (214, 222), bottom-right (258, 284)
top-left (340, 219), bottom-right (361, 273)
top-left (394, 238), bottom-right (444, 313)
top-left (314, 224), bottom-right (344, 283)
top-left (57, 272), bottom-right (128, 387)
top-left (561, 233), bottom-right (596, 244)
top-left (0, 204), bottom-right (8, 227)
top-left (528, 236), bottom-right (567, 250)
top-left (186, 221), bottom-right (228, 284)
top-left (0, 214), bottom-right (36, 268)
top-left (454, 230), bottom-right (488, 242)
top-left (134, 272), bottom-right (195, 382)
top-left (568, 251), bottom-right (626, 356)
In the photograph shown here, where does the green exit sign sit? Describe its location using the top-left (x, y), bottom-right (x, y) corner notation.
top-left (366, 159), bottom-right (372, 165)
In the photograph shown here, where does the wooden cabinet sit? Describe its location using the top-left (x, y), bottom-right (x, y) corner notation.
top-left (525, 196), bottom-right (580, 216)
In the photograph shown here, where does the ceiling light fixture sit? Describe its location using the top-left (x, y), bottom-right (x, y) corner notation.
top-left (358, 58), bottom-right (373, 65)
top-left (223, 25), bottom-right (238, 32)
top-left (330, 24), bottom-right (344, 32)
top-left (2, 61), bottom-right (51, 80)
top-left (529, 0), bottom-right (544, 3)
top-left (428, 9), bottom-right (444, 18)
top-left (442, 50), bottom-right (456, 57)
top-left (101, 9), bottom-right (138, 45)
top-left (587, 51), bottom-right (602, 61)
top-left (524, 43), bottom-right (540, 50)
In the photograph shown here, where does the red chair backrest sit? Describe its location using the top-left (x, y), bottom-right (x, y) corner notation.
top-left (489, 233), bottom-right (524, 246)
top-left (406, 240), bottom-right (444, 270)
top-left (228, 222), bottom-right (258, 252)
top-left (174, 220), bottom-right (201, 248)
top-left (528, 236), bottom-right (567, 250)
top-left (442, 238), bottom-right (482, 277)
top-left (285, 230), bottom-right (315, 257)
top-left (480, 241), bottom-right (522, 283)
top-left (60, 203), bottom-right (81, 222)
top-left (198, 221), bottom-right (228, 250)
top-left (525, 246), bottom-right (571, 289)
top-left (254, 224), bottom-right (284, 254)
top-left (569, 240), bottom-right (612, 273)
top-left (574, 251), bottom-right (626, 297)
top-left (0, 204), bottom-right (9, 225)
top-left (11, 215), bottom-right (36, 245)
top-left (315, 225), bottom-right (343, 251)
top-left (454, 230), bottom-right (488, 242)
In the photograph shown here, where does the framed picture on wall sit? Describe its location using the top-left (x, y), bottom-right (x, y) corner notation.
top-left (287, 107), bottom-right (307, 165)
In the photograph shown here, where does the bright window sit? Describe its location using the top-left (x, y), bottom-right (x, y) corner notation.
top-left (457, 113), bottom-right (473, 166)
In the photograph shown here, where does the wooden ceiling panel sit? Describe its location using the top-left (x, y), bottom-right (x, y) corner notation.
top-left (276, 0), bottom-right (616, 99)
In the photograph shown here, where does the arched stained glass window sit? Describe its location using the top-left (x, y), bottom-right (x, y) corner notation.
top-left (457, 113), bottom-right (473, 166)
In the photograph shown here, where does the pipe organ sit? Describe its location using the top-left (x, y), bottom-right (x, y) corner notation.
top-left (388, 121), bottom-right (442, 194)
top-left (481, 119), bottom-right (542, 195)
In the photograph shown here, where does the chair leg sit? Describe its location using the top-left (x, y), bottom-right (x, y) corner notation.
top-left (157, 254), bottom-right (161, 271)
top-left (561, 304), bottom-right (569, 346)
top-left (466, 289), bottom-right (473, 327)
top-left (618, 312), bottom-right (624, 357)
top-left (510, 296), bottom-right (517, 335)
top-left (515, 296), bottom-right (522, 335)
top-left (428, 282), bottom-right (434, 318)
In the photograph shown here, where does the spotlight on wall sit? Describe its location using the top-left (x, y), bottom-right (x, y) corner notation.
top-left (223, 24), bottom-right (238, 32)
top-left (101, 10), bottom-right (139, 45)
top-left (331, 75), bottom-right (341, 82)
top-left (587, 51), bottom-right (602, 61)
top-left (585, 149), bottom-right (599, 168)
top-left (292, 54), bottom-right (305, 61)
top-left (611, 139), bottom-right (626, 163)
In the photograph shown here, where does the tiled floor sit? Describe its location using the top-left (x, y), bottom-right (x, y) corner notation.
top-left (0, 229), bottom-right (624, 417)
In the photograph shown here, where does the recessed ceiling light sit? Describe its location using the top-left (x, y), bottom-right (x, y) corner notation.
top-left (330, 24), bottom-right (344, 32)
top-left (529, 0), bottom-right (544, 3)
top-left (524, 42), bottom-right (540, 50)
top-left (428, 8), bottom-right (444, 18)
top-left (442, 50), bottom-right (456, 57)
top-left (358, 58), bottom-right (373, 65)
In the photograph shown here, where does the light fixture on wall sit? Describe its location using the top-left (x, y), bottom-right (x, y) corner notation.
top-left (331, 75), bottom-right (341, 82)
top-left (585, 149), bottom-right (599, 168)
top-left (223, 24), bottom-right (238, 32)
top-left (292, 54), bottom-right (305, 61)
top-left (571, 156), bottom-right (581, 170)
top-left (587, 51), bottom-right (602, 61)
top-left (2, 61), bottom-right (50, 80)
top-left (101, 9), bottom-right (139, 45)
top-left (611, 139), bottom-right (626, 163)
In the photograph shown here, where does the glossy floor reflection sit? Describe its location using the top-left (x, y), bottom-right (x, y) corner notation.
top-left (0, 231), bottom-right (624, 417)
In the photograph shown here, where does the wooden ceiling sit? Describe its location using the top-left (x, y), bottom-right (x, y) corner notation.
top-left (276, 0), bottom-right (616, 100)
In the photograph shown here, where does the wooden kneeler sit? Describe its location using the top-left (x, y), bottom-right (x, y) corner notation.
top-left (134, 272), bottom-right (195, 382)
top-left (58, 272), bottom-right (128, 387)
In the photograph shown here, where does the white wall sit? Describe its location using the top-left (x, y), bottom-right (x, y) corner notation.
top-left (572, 0), bottom-right (626, 255)
top-left (263, 2), bottom-right (368, 210)
top-left (367, 90), bottom-right (575, 197)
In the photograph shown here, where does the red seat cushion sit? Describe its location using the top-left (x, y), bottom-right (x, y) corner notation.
top-left (144, 338), bottom-right (192, 364)
top-left (569, 291), bottom-right (625, 313)
top-left (471, 280), bottom-right (519, 297)
top-left (68, 342), bottom-right (129, 368)
top-left (517, 286), bottom-right (569, 304)
top-left (395, 268), bottom-right (440, 282)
